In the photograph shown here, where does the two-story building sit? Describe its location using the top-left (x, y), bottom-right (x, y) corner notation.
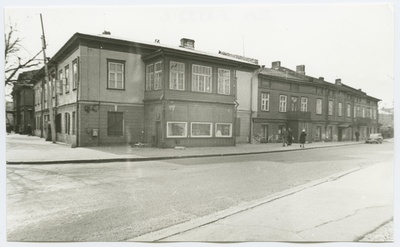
top-left (253, 62), bottom-right (380, 143)
top-left (31, 32), bottom-right (260, 147)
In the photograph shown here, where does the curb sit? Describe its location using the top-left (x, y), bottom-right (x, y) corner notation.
top-left (129, 166), bottom-right (366, 241)
top-left (6, 142), bottom-right (362, 165)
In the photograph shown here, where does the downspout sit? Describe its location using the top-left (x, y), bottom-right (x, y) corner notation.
top-left (249, 65), bottom-right (264, 144)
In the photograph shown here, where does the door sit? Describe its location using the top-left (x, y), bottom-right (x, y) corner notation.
top-left (262, 125), bottom-right (268, 143)
top-left (338, 128), bottom-right (342, 141)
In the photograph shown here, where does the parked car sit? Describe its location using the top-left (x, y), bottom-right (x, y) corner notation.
top-left (365, 133), bottom-right (383, 144)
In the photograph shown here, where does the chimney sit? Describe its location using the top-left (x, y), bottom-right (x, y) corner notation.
top-left (335, 79), bottom-right (342, 85)
top-left (296, 65), bottom-right (305, 75)
top-left (319, 77), bottom-right (324, 81)
top-left (180, 38), bottom-right (195, 50)
top-left (102, 30), bottom-right (111, 35)
top-left (272, 61), bottom-right (281, 69)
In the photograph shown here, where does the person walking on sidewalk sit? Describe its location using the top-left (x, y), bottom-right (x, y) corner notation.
top-left (282, 128), bottom-right (288, 147)
top-left (299, 129), bottom-right (307, 148)
top-left (287, 128), bottom-right (293, 146)
top-left (355, 131), bottom-right (360, 142)
top-left (26, 124), bottom-right (32, 136)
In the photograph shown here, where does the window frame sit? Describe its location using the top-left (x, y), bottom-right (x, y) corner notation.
top-left (279, 95), bottom-right (287, 113)
top-left (192, 64), bottom-right (212, 93)
top-left (169, 61), bottom-right (185, 91)
top-left (328, 100), bottom-right (334, 116)
top-left (58, 69), bottom-right (64, 94)
top-left (190, 122), bottom-right (213, 138)
top-left (72, 58), bottom-right (79, 90)
top-left (338, 102), bottom-right (343, 117)
top-left (65, 65), bottom-right (70, 93)
top-left (217, 68), bottom-right (231, 95)
top-left (107, 111), bottom-right (124, 136)
top-left (215, 123), bottom-right (233, 138)
top-left (316, 98), bottom-right (322, 115)
top-left (300, 97), bottom-right (308, 112)
top-left (347, 103), bottom-right (351, 117)
top-left (167, 121), bottom-right (187, 138)
top-left (261, 92), bottom-right (270, 111)
top-left (107, 59), bottom-right (125, 90)
top-left (291, 96), bottom-right (298, 111)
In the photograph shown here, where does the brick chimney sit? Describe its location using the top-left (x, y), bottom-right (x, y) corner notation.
top-left (335, 79), bottom-right (342, 86)
top-left (296, 65), bottom-right (305, 75)
top-left (272, 61), bottom-right (281, 69)
top-left (319, 77), bottom-right (324, 81)
top-left (180, 38), bottom-right (195, 50)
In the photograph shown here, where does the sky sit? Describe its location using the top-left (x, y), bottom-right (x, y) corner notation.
top-left (2, 1), bottom-right (395, 108)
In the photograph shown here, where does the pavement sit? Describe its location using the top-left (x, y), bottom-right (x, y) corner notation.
top-left (5, 133), bottom-right (365, 164)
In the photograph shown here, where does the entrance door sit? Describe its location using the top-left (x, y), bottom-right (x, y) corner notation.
top-left (262, 125), bottom-right (268, 143)
top-left (338, 128), bottom-right (342, 141)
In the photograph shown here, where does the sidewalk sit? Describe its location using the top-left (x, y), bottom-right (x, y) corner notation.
top-left (132, 161), bottom-right (393, 242)
top-left (6, 133), bottom-right (364, 164)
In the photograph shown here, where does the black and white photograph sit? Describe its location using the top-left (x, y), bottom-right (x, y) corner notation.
top-left (1, 0), bottom-right (398, 246)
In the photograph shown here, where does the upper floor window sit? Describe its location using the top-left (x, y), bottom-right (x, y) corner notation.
top-left (347, 103), bottom-right (351, 117)
top-left (373, 108), bottom-right (376, 119)
top-left (316, 99), bottom-right (322, 115)
top-left (300, 97), bottom-right (308, 112)
top-left (291, 96), bottom-right (298, 111)
top-left (328, 100), bottom-right (333, 116)
top-left (192, 64), bottom-right (212, 93)
top-left (170, 61), bottom-right (185, 90)
top-left (58, 70), bottom-right (63, 94)
top-left (65, 65), bottom-right (70, 93)
top-left (261, 93), bottom-right (270, 111)
top-left (108, 60), bottom-right (125, 90)
top-left (146, 61), bottom-right (163, 91)
top-left (362, 107), bottom-right (366, 118)
top-left (218, 69), bottom-right (230, 95)
top-left (338, 102), bottom-right (343, 117)
top-left (279, 95), bottom-right (287, 112)
top-left (72, 58), bottom-right (79, 90)
top-left (357, 106), bottom-right (360, 117)
top-left (369, 107), bottom-right (372, 119)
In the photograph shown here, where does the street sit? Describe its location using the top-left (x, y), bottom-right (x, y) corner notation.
top-left (6, 142), bottom-right (393, 242)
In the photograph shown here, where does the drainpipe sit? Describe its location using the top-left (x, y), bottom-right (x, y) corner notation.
top-left (249, 65), bottom-right (265, 144)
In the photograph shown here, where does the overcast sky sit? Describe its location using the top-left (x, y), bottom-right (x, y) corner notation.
top-left (3, 1), bottom-right (395, 107)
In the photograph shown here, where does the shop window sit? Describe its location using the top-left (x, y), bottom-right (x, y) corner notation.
top-left (191, 122), bottom-right (212, 137)
top-left (167, 122), bottom-right (187, 137)
top-left (215, 123), bottom-right (232, 137)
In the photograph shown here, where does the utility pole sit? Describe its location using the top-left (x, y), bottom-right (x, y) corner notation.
top-left (40, 14), bottom-right (56, 143)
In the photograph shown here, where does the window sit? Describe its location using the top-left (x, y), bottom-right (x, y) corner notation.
top-left (72, 111), bottom-right (75, 135)
top-left (347, 103), bottom-right (351, 117)
top-left (218, 69), bottom-right (230, 95)
top-left (146, 61), bottom-right (163, 91)
top-left (357, 106), bottom-right (360, 117)
top-left (192, 64), bottom-right (212, 93)
top-left (316, 99), bottom-right (322, 114)
top-left (65, 65), bottom-right (70, 93)
top-left (108, 61), bottom-right (125, 89)
top-left (369, 108), bottom-right (373, 119)
top-left (300, 97), bottom-right (308, 112)
top-left (167, 122), bottom-right (187, 137)
top-left (328, 100), bottom-right (333, 115)
top-left (72, 59), bottom-right (78, 90)
top-left (338, 102), bottom-right (343, 117)
top-left (58, 70), bottom-right (63, 94)
top-left (65, 113), bottom-right (70, 134)
top-left (362, 107), bottom-right (366, 118)
top-left (279, 95), bottom-right (287, 112)
top-left (191, 122), bottom-right (212, 137)
top-left (354, 105), bottom-right (357, 118)
top-left (170, 61), bottom-right (185, 90)
top-left (373, 108), bottom-right (376, 119)
top-left (261, 93), bottom-right (270, 111)
top-left (154, 62), bottom-right (163, 90)
top-left (108, 112), bottom-right (124, 136)
top-left (215, 123), bottom-right (232, 137)
top-left (291, 96), bottom-right (298, 111)
top-left (146, 64), bottom-right (154, 91)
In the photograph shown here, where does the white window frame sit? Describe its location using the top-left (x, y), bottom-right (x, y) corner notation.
top-left (215, 123), bottom-right (232, 138)
top-left (154, 61), bottom-right (163, 90)
top-left (191, 122), bottom-right (213, 138)
top-left (72, 58), bottom-right (78, 90)
top-left (347, 103), bottom-right (351, 117)
top-left (218, 69), bottom-right (230, 95)
top-left (170, 61), bottom-right (185, 90)
top-left (279, 95), bottom-right (287, 112)
top-left (65, 65), bottom-right (70, 93)
top-left (354, 105), bottom-right (357, 118)
top-left (167, 122), bottom-right (187, 138)
top-left (261, 93), bottom-right (270, 111)
top-left (108, 61), bottom-right (125, 89)
top-left (338, 102), bottom-right (343, 117)
top-left (192, 64), bottom-right (212, 93)
top-left (362, 107), bottom-right (366, 118)
top-left (369, 108), bottom-right (373, 119)
top-left (328, 100), bottom-right (333, 116)
top-left (316, 98), bottom-right (322, 115)
top-left (300, 97), bottom-right (308, 112)
top-left (146, 64), bottom-right (154, 91)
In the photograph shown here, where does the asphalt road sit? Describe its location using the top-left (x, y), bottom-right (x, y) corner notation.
top-left (6, 142), bottom-right (393, 241)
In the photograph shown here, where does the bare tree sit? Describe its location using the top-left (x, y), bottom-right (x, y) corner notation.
top-left (4, 24), bottom-right (42, 85)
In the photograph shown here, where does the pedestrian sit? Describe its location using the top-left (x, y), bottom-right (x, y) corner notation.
top-left (282, 128), bottom-right (287, 147)
top-left (355, 131), bottom-right (360, 142)
top-left (27, 124), bottom-right (32, 136)
top-left (299, 129), bottom-right (307, 148)
top-left (19, 125), bottom-right (23, 134)
top-left (287, 128), bottom-right (293, 146)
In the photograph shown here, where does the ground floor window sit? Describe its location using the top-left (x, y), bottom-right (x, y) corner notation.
top-left (191, 122), bottom-right (212, 137)
top-left (108, 112), bottom-right (124, 136)
top-left (167, 122), bottom-right (187, 138)
top-left (72, 111), bottom-right (76, 135)
top-left (65, 113), bottom-right (70, 134)
top-left (215, 123), bottom-right (232, 137)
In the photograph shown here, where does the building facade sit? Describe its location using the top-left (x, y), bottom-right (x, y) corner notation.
top-left (31, 33), bottom-right (259, 147)
top-left (253, 62), bottom-right (380, 143)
